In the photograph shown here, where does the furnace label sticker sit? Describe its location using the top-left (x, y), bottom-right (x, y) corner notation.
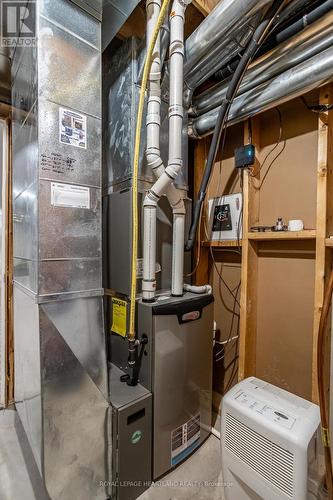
top-left (111, 298), bottom-right (127, 338)
top-left (51, 182), bottom-right (90, 209)
top-left (59, 107), bottom-right (87, 149)
top-left (171, 413), bottom-right (201, 466)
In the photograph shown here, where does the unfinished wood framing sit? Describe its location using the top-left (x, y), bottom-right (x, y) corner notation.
top-left (238, 118), bottom-right (261, 381)
top-left (193, 137), bottom-right (211, 285)
top-left (194, 86), bottom-right (333, 402)
top-left (192, 0), bottom-right (219, 16)
top-left (312, 84), bottom-right (333, 403)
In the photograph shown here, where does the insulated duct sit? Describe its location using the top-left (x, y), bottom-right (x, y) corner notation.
top-left (183, 0), bottom-right (272, 78)
top-left (184, 13), bottom-right (261, 94)
top-left (181, 0), bottom-right (321, 96)
top-left (259, 0), bottom-right (333, 55)
top-left (191, 12), bottom-right (333, 117)
top-left (185, 0), bottom-right (288, 252)
top-left (189, 45), bottom-right (333, 138)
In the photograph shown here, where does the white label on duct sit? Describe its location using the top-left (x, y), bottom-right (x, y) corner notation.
top-left (51, 182), bottom-right (90, 209)
top-left (234, 391), bottom-right (296, 430)
top-left (59, 107), bottom-right (87, 149)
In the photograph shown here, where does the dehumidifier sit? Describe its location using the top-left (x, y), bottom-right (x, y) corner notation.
top-left (221, 377), bottom-right (323, 499)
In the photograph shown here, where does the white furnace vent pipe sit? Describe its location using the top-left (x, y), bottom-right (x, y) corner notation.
top-left (143, 0), bottom-right (187, 301)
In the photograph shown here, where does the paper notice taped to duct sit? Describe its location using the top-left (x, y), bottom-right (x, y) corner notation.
top-left (51, 182), bottom-right (90, 209)
top-left (59, 107), bottom-right (87, 149)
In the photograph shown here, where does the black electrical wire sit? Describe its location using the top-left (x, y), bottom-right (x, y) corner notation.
top-left (224, 316), bottom-right (241, 393)
top-left (257, 108), bottom-right (283, 175)
top-left (185, 0), bottom-right (288, 252)
top-left (300, 96), bottom-right (333, 114)
top-left (254, 107), bottom-right (287, 190)
top-left (215, 282), bottom-right (241, 362)
top-left (259, 139), bottom-right (286, 189)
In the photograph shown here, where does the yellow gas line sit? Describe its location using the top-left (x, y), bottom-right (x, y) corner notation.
top-left (129, 0), bottom-right (171, 340)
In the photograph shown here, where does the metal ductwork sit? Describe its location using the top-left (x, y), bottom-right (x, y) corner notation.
top-left (189, 45), bottom-right (333, 138)
top-left (101, 0), bottom-right (141, 50)
top-left (191, 12), bottom-right (333, 117)
top-left (12, 1), bottom-right (108, 499)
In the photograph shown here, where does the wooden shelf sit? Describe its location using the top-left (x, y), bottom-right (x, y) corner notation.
top-left (193, 84), bottom-right (333, 403)
top-left (247, 230), bottom-right (316, 241)
top-left (202, 240), bottom-right (242, 248)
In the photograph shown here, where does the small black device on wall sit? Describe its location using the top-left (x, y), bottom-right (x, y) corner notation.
top-left (234, 144), bottom-right (255, 168)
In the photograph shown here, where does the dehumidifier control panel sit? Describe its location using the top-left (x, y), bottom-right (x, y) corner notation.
top-left (234, 390), bottom-right (296, 430)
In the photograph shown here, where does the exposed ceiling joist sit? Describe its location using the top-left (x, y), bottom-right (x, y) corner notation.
top-left (192, 0), bottom-right (220, 16)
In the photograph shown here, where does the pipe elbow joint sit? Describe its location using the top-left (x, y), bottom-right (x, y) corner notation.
top-left (146, 151), bottom-right (163, 171)
top-left (143, 190), bottom-right (159, 208)
top-left (172, 198), bottom-right (186, 215)
top-left (166, 159), bottom-right (182, 179)
top-left (169, 39), bottom-right (185, 57)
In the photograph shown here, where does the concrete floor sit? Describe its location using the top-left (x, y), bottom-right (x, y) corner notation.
top-left (0, 409), bottom-right (225, 500)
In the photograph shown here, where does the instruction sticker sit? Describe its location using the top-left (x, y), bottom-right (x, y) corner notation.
top-left (111, 298), bottom-right (127, 337)
top-left (51, 182), bottom-right (90, 209)
top-left (171, 413), bottom-right (201, 466)
top-left (59, 107), bottom-right (87, 149)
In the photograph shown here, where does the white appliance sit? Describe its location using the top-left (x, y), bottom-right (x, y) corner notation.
top-left (221, 377), bottom-right (323, 500)
top-left (208, 193), bottom-right (242, 241)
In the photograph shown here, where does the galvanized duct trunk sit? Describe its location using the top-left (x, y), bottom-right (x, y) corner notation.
top-left (12, 1), bottom-right (108, 499)
top-left (189, 45), bottom-right (333, 138)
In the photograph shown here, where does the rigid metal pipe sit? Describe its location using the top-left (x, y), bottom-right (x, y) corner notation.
top-left (192, 13), bottom-right (333, 117)
top-left (184, 0), bottom-right (272, 77)
top-left (189, 45), bottom-right (333, 138)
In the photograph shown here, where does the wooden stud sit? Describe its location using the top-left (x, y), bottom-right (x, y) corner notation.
top-left (238, 118), bottom-right (261, 380)
top-left (312, 84), bottom-right (333, 403)
top-left (193, 138), bottom-right (211, 285)
top-left (192, 0), bottom-right (220, 16)
top-left (117, 5), bottom-right (146, 40)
